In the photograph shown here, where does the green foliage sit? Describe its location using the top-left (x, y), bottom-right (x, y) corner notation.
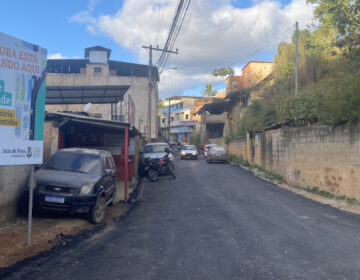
top-left (212, 67), bottom-right (235, 78)
top-left (227, 153), bottom-right (250, 167)
top-left (189, 132), bottom-right (201, 148)
top-left (276, 72), bottom-right (360, 125)
top-left (158, 100), bottom-right (164, 117)
top-left (307, 0), bottom-right (360, 54)
top-left (346, 197), bottom-right (358, 204)
top-left (200, 83), bottom-right (218, 98)
top-left (235, 100), bottom-right (276, 136)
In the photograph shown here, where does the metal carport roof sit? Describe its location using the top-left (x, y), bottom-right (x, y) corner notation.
top-left (46, 85), bottom-right (130, 105)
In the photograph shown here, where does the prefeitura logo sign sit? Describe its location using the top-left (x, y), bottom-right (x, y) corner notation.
top-left (0, 32), bottom-right (47, 165)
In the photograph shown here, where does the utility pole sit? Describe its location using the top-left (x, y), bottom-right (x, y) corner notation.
top-left (142, 45), bottom-right (178, 139)
top-left (168, 98), bottom-right (171, 142)
top-left (295, 21), bottom-right (299, 95)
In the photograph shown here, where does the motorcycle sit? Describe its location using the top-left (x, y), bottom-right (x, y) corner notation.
top-left (144, 147), bottom-right (176, 182)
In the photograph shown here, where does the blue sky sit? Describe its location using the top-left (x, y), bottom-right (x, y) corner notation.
top-left (1, 0), bottom-right (314, 97)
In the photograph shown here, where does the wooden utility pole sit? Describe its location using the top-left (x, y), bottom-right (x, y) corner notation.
top-left (142, 45), bottom-right (178, 139)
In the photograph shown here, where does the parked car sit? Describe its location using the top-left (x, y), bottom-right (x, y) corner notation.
top-left (204, 144), bottom-right (217, 157)
top-left (143, 142), bottom-right (174, 161)
top-left (180, 145), bottom-right (198, 159)
top-left (207, 145), bottom-right (227, 163)
top-left (33, 148), bottom-right (117, 224)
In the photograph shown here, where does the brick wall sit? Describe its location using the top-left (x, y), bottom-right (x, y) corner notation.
top-left (228, 123), bottom-right (360, 199)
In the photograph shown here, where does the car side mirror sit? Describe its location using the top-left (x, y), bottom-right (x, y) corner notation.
top-left (105, 169), bottom-right (113, 176)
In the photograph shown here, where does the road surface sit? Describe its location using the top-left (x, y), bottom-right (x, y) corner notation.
top-left (3, 157), bottom-right (360, 279)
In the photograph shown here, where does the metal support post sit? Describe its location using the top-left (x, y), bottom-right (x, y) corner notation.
top-left (27, 165), bottom-right (35, 246)
top-left (124, 128), bottom-right (129, 201)
top-left (295, 21), bottom-right (299, 95)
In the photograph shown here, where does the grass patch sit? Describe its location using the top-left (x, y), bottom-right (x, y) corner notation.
top-left (228, 154), bottom-right (283, 182)
top-left (228, 154), bottom-right (251, 167)
top-left (346, 197), bottom-right (358, 204)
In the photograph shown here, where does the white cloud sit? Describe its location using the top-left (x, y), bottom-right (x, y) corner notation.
top-left (71, 0), bottom-right (314, 98)
top-left (47, 53), bottom-right (68, 59)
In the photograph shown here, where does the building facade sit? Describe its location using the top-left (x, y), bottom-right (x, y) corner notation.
top-left (46, 46), bottom-right (159, 139)
top-left (159, 97), bottom-right (213, 144)
top-left (225, 61), bottom-right (275, 95)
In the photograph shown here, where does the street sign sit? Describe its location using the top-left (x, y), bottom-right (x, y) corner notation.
top-left (0, 32), bottom-right (47, 165)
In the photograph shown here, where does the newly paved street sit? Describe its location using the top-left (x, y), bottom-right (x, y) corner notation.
top-left (4, 157), bottom-right (360, 279)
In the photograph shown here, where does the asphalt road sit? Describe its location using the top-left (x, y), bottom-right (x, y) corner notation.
top-left (4, 157), bottom-right (360, 279)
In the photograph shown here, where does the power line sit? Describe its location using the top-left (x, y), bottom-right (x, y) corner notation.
top-left (201, 24), bottom-right (294, 74)
top-left (156, 0), bottom-right (192, 73)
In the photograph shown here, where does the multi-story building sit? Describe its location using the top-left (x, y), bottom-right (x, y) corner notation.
top-left (46, 46), bottom-right (159, 138)
top-left (160, 96), bottom-right (213, 144)
top-left (225, 61), bottom-right (274, 95)
top-left (201, 61), bottom-right (275, 145)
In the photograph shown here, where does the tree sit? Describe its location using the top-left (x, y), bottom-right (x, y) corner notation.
top-left (212, 67), bottom-right (235, 78)
top-left (201, 83), bottom-right (218, 98)
top-left (212, 67), bottom-right (234, 93)
top-left (158, 100), bottom-right (164, 117)
top-left (307, 0), bottom-right (360, 54)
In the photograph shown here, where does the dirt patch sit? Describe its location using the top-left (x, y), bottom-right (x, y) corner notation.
top-left (0, 203), bottom-right (129, 268)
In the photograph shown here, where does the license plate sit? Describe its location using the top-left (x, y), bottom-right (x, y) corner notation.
top-left (45, 195), bottom-right (65, 204)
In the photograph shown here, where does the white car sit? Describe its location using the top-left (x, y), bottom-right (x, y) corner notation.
top-left (144, 142), bottom-right (174, 161)
top-left (180, 145), bottom-right (198, 160)
top-left (204, 144), bottom-right (216, 157)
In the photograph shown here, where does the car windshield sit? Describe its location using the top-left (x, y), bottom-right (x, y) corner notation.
top-left (182, 146), bottom-right (196, 150)
top-left (144, 144), bottom-right (169, 153)
top-left (44, 151), bottom-right (102, 175)
top-left (211, 146), bottom-right (226, 152)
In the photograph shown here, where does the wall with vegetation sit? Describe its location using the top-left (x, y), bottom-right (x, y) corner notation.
top-left (228, 122), bottom-right (360, 200)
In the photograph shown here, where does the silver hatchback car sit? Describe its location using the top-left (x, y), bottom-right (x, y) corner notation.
top-left (207, 145), bottom-right (227, 163)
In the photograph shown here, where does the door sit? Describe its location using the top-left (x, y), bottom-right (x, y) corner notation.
top-left (104, 155), bottom-right (116, 199)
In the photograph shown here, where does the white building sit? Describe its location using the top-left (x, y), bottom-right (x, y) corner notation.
top-left (46, 46), bottom-right (159, 138)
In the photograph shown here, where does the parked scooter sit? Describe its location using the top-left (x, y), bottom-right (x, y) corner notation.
top-left (144, 147), bottom-right (176, 182)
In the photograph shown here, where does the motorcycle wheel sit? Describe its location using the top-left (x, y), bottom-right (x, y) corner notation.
top-left (148, 169), bottom-right (159, 182)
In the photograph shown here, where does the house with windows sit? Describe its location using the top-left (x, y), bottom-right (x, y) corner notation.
top-left (225, 61), bottom-right (274, 95)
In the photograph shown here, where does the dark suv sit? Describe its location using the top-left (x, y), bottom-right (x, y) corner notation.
top-left (34, 148), bottom-right (117, 224)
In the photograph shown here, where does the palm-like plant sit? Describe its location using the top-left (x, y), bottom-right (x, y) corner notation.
top-left (201, 83), bottom-right (218, 99)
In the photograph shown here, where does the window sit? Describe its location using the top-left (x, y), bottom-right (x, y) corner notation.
top-left (162, 118), bottom-right (165, 123)
top-left (94, 67), bottom-right (102, 73)
top-left (105, 157), bottom-right (111, 169)
top-left (245, 73), bottom-right (248, 81)
top-left (171, 117), bottom-right (174, 122)
top-left (185, 114), bottom-right (189, 120)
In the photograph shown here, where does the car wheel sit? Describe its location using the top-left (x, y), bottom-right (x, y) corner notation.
top-left (89, 196), bottom-right (106, 224)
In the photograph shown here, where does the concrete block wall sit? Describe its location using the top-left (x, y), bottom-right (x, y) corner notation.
top-left (228, 123), bottom-right (360, 200)
top-left (0, 165), bottom-right (31, 223)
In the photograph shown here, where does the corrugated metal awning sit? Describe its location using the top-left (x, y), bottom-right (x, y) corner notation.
top-left (46, 85), bottom-right (130, 104)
